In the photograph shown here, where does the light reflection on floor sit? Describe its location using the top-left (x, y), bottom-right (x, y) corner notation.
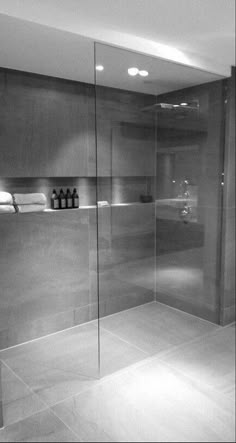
top-left (0, 303), bottom-right (235, 442)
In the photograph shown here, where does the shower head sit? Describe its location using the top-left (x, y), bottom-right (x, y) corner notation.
top-left (142, 100), bottom-right (199, 113)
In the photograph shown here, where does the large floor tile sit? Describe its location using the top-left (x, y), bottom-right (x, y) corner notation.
top-left (160, 325), bottom-right (235, 398)
top-left (0, 361), bottom-right (46, 429)
top-left (52, 359), bottom-right (235, 442)
top-left (0, 409), bottom-right (80, 442)
top-left (101, 302), bottom-right (219, 355)
top-left (0, 322), bottom-right (146, 407)
top-left (99, 328), bottom-right (147, 377)
top-left (0, 323), bottom-right (100, 407)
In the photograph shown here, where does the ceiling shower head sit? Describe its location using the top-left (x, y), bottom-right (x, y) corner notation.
top-left (142, 100), bottom-right (199, 113)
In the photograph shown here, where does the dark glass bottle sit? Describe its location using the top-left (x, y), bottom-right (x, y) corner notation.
top-left (51, 189), bottom-right (59, 210)
top-left (66, 188), bottom-right (73, 209)
top-left (59, 189), bottom-right (66, 209)
top-left (72, 188), bottom-right (79, 208)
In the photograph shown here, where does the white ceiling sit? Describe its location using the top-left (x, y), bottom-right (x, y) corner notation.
top-left (0, 14), bottom-right (95, 84)
top-left (0, 0), bottom-right (235, 71)
top-left (0, 14), bottom-right (223, 95)
top-left (95, 44), bottom-right (223, 94)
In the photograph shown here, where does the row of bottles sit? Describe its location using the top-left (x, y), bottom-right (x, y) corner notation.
top-left (51, 188), bottom-right (79, 210)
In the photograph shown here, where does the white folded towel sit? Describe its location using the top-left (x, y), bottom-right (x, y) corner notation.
top-left (0, 192), bottom-right (13, 205)
top-left (16, 204), bottom-right (46, 213)
top-left (13, 193), bottom-right (47, 206)
top-left (0, 205), bottom-right (16, 214)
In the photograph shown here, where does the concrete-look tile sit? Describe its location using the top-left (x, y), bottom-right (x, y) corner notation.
top-left (0, 323), bottom-right (100, 407)
top-left (0, 409), bottom-right (80, 442)
top-left (160, 326), bottom-right (236, 399)
top-left (0, 322), bottom-right (146, 407)
top-left (101, 302), bottom-right (219, 355)
top-left (99, 328), bottom-right (147, 377)
top-left (156, 248), bottom-right (204, 302)
top-left (113, 256), bottom-right (155, 292)
top-left (0, 361), bottom-right (46, 429)
top-left (52, 359), bottom-right (235, 442)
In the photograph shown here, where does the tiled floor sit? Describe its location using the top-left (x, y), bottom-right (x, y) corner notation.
top-left (0, 302), bottom-right (235, 442)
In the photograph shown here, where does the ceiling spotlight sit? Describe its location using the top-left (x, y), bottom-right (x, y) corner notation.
top-left (139, 70), bottom-right (149, 77)
top-left (128, 67), bottom-right (139, 76)
top-left (96, 65), bottom-right (104, 71)
top-left (180, 102), bottom-right (188, 106)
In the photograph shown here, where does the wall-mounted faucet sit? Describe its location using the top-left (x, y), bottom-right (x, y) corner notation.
top-left (179, 203), bottom-right (191, 223)
top-left (178, 179), bottom-right (190, 199)
top-left (178, 179), bottom-right (192, 222)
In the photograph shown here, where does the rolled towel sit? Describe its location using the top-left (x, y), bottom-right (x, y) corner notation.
top-left (0, 192), bottom-right (13, 205)
top-left (0, 205), bottom-right (16, 214)
top-left (16, 204), bottom-right (46, 213)
top-left (13, 193), bottom-right (47, 206)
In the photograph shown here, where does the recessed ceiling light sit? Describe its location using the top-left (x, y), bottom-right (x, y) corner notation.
top-left (139, 70), bottom-right (149, 77)
top-left (173, 104), bottom-right (180, 108)
top-left (128, 67), bottom-right (139, 76)
top-left (180, 102), bottom-right (188, 106)
top-left (96, 65), bottom-right (104, 71)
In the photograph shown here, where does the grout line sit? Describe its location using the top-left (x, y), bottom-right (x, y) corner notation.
top-left (0, 359), bottom-right (84, 441)
top-left (2, 297), bottom-right (215, 358)
top-left (151, 321), bottom-right (232, 360)
top-left (154, 300), bottom-right (223, 327)
top-left (0, 319), bottom-right (98, 355)
top-left (35, 318), bottom-right (236, 414)
top-left (0, 359), bottom-right (48, 424)
top-left (99, 300), bottom-right (155, 322)
top-left (100, 325), bottom-right (150, 356)
top-left (45, 355), bottom-right (154, 411)
top-left (100, 313), bottom-right (234, 376)
top-left (1, 350), bottom-right (98, 382)
top-left (156, 356), bottom-right (236, 406)
top-left (222, 321), bottom-right (236, 329)
top-left (1, 314), bottom-right (234, 432)
top-left (0, 302), bottom-right (155, 356)
top-left (43, 322), bottom-right (236, 411)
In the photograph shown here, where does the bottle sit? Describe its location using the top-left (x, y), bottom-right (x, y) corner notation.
top-left (66, 188), bottom-right (73, 209)
top-left (51, 189), bottom-right (59, 210)
top-left (72, 188), bottom-right (79, 208)
top-left (59, 189), bottom-right (66, 209)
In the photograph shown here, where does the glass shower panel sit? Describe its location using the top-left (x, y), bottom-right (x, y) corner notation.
top-left (0, 32), bottom-right (99, 424)
top-left (155, 79), bottom-right (225, 323)
top-left (95, 42), bottom-right (225, 375)
top-left (95, 44), bottom-right (157, 374)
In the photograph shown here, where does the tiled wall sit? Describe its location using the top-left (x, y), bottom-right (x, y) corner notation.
top-left (0, 68), bottom-right (156, 349)
top-left (0, 66), bottom-right (230, 350)
top-left (0, 209), bottom-right (97, 349)
top-left (0, 203), bottom-right (155, 350)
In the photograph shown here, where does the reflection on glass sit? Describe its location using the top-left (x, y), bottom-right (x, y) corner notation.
top-left (95, 41), bottom-right (225, 365)
top-left (155, 80), bottom-right (224, 323)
